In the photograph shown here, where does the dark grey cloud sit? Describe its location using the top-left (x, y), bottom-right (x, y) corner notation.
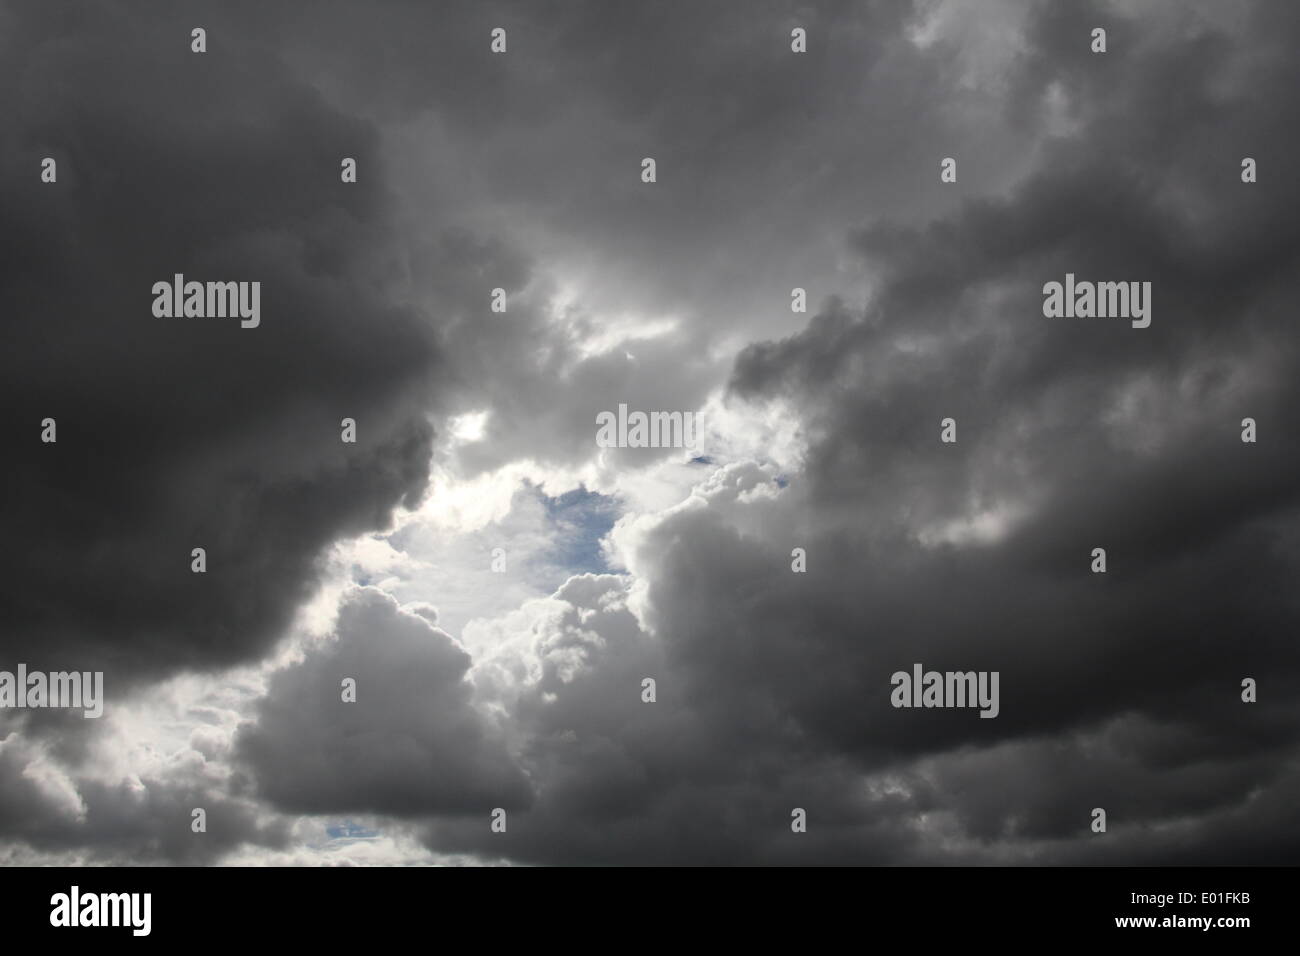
top-left (0, 1), bottom-right (441, 685)
top-left (708, 0), bottom-right (1300, 861)
top-left (0, 0), bottom-right (448, 856)
top-left (3, 0), bottom-right (1298, 867)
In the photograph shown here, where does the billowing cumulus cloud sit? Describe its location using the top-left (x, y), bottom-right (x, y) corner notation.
top-left (0, 711), bottom-right (289, 864)
top-left (236, 587), bottom-right (531, 816)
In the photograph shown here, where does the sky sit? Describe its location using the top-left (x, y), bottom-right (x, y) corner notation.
top-left (1, 0), bottom-right (1298, 866)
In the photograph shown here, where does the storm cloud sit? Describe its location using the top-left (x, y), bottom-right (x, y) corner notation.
top-left (2, 0), bottom-right (1298, 866)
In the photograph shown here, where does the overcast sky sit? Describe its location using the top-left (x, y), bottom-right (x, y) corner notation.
top-left (2, 0), bottom-right (1298, 865)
